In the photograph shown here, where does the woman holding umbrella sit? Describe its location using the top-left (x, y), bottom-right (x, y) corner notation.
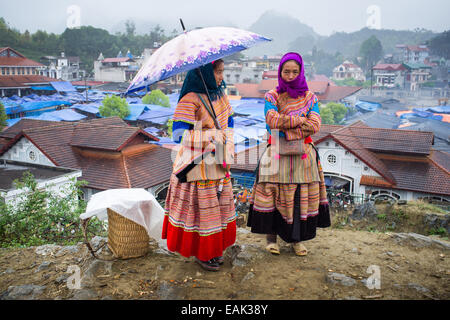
top-left (247, 52), bottom-right (331, 256)
top-left (162, 59), bottom-right (236, 271)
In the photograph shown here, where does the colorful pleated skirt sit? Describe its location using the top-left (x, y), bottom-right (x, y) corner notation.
top-left (162, 174), bottom-right (236, 261)
top-left (247, 159), bottom-right (331, 243)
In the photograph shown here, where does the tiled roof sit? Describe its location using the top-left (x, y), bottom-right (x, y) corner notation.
top-left (379, 158), bottom-right (450, 196)
top-left (360, 175), bottom-right (394, 188)
top-left (0, 48), bottom-right (43, 67)
top-left (348, 126), bottom-right (434, 155)
top-left (0, 119), bottom-right (53, 139)
top-left (0, 117), bottom-right (171, 190)
top-left (0, 75), bottom-right (57, 88)
top-left (373, 64), bottom-right (406, 71)
top-left (429, 150), bottom-right (450, 173)
top-left (234, 83), bottom-right (261, 98)
top-left (318, 86), bottom-right (362, 102)
top-left (102, 57), bottom-right (133, 63)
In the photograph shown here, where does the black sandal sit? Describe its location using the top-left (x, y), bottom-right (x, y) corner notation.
top-left (195, 258), bottom-right (220, 271)
top-left (213, 256), bottom-right (224, 265)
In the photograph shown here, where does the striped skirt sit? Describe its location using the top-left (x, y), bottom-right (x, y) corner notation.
top-left (162, 174), bottom-right (236, 261)
top-left (247, 163), bottom-right (331, 243)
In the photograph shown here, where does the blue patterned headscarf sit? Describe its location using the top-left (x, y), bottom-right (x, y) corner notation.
top-left (178, 62), bottom-right (226, 102)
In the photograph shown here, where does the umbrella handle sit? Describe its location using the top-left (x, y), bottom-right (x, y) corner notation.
top-left (179, 19), bottom-right (186, 32)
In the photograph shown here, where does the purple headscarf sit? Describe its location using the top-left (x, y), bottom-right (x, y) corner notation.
top-left (276, 52), bottom-right (309, 98)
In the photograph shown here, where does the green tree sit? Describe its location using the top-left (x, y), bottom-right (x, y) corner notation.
top-left (0, 172), bottom-right (106, 248)
top-left (328, 102), bottom-right (348, 124)
top-left (0, 102), bottom-right (7, 130)
top-left (360, 35), bottom-right (383, 71)
top-left (427, 30), bottom-right (450, 59)
top-left (319, 105), bottom-right (335, 124)
top-left (142, 89), bottom-right (170, 107)
top-left (99, 95), bottom-right (130, 119)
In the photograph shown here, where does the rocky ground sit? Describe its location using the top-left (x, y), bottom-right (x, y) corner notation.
top-left (1, 223), bottom-right (449, 301)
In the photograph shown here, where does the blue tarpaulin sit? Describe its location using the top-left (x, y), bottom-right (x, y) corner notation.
top-left (5, 100), bottom-right (72, 115)
top-left (31, 86), bottom-right (55, 91)
top-left (425, 105), bottom-right (450, 114)
top-left (355, 100), bottom-right (381, 113)
top-left (123, 104), bottom-right (150, 121)
top-left (50, 81), bottom-right (77, 92)
top-left (26, 109), bottom-right (86, 122)
top-left (72, 103), bottom-right (100, 114)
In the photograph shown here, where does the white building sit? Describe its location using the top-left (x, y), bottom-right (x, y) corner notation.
top-left (395, 45), bottom-right (430, 64)
top-left (372, 64), bottom-right (407, 88)
top-left (314, 122), bottom-right (449, 202)
top-left (332, 61), bottom-right (366, 82)
top-left (94, 54), bottom-right (138, 82)
top-left (39, 52), bottom-right (85, 81)
top-left (0, 159), bottom-right (81, 207)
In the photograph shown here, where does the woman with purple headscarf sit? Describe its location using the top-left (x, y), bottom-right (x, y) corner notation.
top-left (247, 52), bottom-right (331, 256)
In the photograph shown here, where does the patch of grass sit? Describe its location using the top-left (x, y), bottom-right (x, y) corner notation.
top-left (407, 200), bottom-right (447, 215)
top-left (376, 213), bottom-right (387, 220)
top-left (428, 227), bottom-right (447, 237)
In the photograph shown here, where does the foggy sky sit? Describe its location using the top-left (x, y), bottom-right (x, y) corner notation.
top-left (1, 0), bottom-right (449, 36)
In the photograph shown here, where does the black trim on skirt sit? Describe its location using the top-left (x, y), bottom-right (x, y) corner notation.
top-left (247, 185), bottom-right (331, 243)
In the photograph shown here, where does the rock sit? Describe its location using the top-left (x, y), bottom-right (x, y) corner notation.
top-left (35, 244), bottom-right (62, 256)
top-left (326, 273), bottom-right (356, 287)
top-left (70, 289), bottom-right (99, 300)
top-left (81, 260), bottom-right (113, 288)
top-left (3, 268), bottom-right (15, 274)
top-left (35, 261), bottom-right (53, 273)
top-left (156, 281), bottom-right (183, 300)
top-left (391, 233), bottom-right (450, 250)
top-left (90, 236), bottom-right (108, 252)
top-left (351, 202), bottom-right (377, 220)
top-left (1, 284), bottom-right (46, 300)
top-left (424, 213), bottom-right (450, 234)
top-left (408, 283), bottom-right (430, 293)
top-left (227, 244), bottom-right (263, 267)
top-left (55, 245), bottom-right (81, 257)
top-left (241, 272), bottom-right (255, 282)
top-left (55, 274), bottom-right (70, 285)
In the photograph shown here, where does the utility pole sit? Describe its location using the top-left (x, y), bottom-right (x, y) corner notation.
top-left (370, 64), bottom-right (374, 96)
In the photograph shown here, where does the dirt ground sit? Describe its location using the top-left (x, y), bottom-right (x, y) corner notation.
top-left (1, 220), bottom-right (449, 301)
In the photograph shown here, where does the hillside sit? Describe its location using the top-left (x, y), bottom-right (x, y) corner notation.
top-left (1, 203), bottom-right (448, 301)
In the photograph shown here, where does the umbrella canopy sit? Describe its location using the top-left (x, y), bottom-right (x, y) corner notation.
top-left (125, 26), bottom-right (271, 95)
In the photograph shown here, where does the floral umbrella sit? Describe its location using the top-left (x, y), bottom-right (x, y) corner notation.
top-left (125, 25), bottom-right (271, 95)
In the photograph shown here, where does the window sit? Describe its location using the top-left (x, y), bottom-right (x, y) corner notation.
top-left (354, 158), bottom-right (359, 164)
top-left (335, 143), bottom-right (339, 147)
top-left (345, 151), bottom-right (350, 156)
top-left (364, 166), bottom-right (369, 171)
top-left (327, 154), bottom-right (337, 165)
top-left (28, 150), bottom-right (37, 161)
top-left (325, 142), bottom-right (329, 146)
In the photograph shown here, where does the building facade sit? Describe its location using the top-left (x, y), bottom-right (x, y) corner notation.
top-left (39, 52), bottom-right (85, 81)
top-left (332, 61), bottom-right (366, 82)
top-left (372, 64), bottom-right (406, 88)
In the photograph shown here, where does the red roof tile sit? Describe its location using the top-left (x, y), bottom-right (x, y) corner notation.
top-left (0, 75), bottom-right (57, 88)
top-left (0, 117), bottom-right (172, 190)
top-left (0, 48), bottom-right (44, 67)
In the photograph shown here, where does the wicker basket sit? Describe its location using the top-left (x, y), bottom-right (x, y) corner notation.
top-left (107, 208), bottom-right (149, 259)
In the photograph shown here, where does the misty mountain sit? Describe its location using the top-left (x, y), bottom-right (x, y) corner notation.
top-left (289, 27), bottom-right (438, 58)
top-left (245, 10), bottom-right (320, 58)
